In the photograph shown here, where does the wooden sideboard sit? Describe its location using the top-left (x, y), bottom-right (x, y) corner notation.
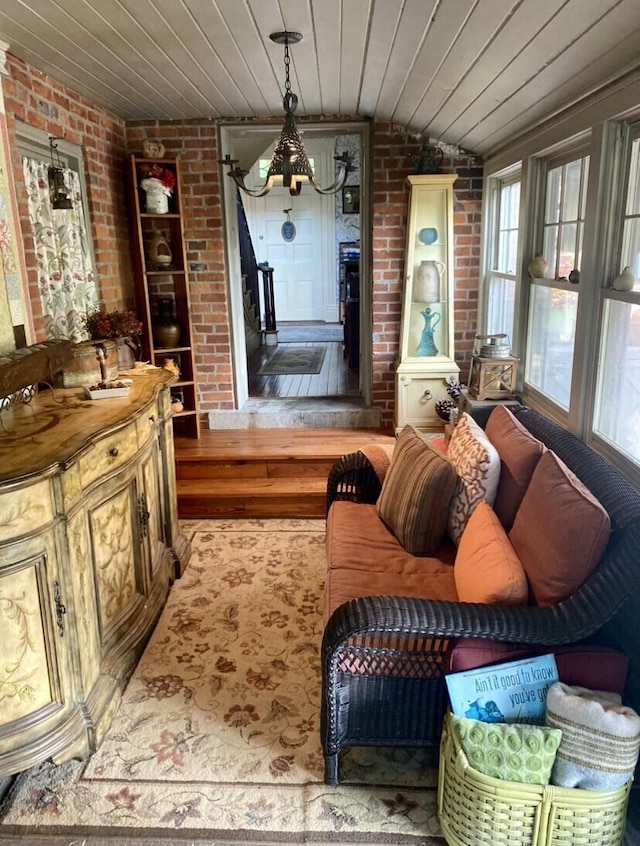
top-left (0, 369), bottom-right (190, 776)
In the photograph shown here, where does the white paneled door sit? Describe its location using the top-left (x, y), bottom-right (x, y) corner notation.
top-left (255, 192), bottom-right (321, 322)
top-left (244, 139), bottom-right (337, 324)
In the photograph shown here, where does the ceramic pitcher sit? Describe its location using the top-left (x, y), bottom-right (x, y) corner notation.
top-left (416, 307), bottom-right (441, 356)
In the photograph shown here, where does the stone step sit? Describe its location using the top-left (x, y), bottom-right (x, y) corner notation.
top-left (207, 398), bottom-right (382, 430)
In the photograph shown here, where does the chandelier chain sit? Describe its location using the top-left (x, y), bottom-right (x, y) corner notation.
top-left (283, 40), bottom-right (291, 97)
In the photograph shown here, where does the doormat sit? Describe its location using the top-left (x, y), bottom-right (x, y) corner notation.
top-left (258, 345), bottom-right (326, 376)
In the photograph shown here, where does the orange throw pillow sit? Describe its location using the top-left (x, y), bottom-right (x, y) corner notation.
top-left (454, 501), bottom-right (528, 605)
top-left (485, 405), bottom-right (545, 531)
top-left (509, 451), bottom-right (611, 607)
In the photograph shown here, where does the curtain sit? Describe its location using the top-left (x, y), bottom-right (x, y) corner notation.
top-left (22, 156), bottom-right (97, 342)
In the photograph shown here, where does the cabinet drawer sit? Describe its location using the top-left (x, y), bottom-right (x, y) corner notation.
top-left (78, 423), bottom-right (138, 489)
top-left (396, 370), bottom-right (458, 430)
top-left (136, 400), bottom-right (160, 447)
top-left (0, 480), bottom-right (55, 542)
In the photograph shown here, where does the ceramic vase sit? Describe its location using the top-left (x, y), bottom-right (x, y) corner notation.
top-left (613, 266), bottom-right (635, 292)
top-left (154, 298), bottom-right (181, 348)
top-left (528, 255), bottom-right (547, 278)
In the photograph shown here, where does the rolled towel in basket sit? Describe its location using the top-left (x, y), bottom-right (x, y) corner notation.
top-left (545, 681), bottom-right (640, 790)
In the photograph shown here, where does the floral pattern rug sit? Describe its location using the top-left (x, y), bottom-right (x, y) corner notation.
top-left (0, 519), bottom-right (444, 843)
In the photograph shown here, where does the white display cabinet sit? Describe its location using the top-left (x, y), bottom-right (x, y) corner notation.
top-left (395, 174), bottom-right (459, 431)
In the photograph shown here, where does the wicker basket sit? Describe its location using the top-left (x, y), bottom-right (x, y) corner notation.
top-left (438, 712), bottom-right (631, 846)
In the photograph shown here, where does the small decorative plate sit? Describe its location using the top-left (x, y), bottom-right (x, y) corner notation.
top-left (418, 227), bottom-right (438, 245)
top-left (281, 220), bottom-right (296, 242)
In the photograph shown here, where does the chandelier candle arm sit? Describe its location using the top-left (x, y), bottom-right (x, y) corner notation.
top-left (219, 30), bottom-right (352, 197)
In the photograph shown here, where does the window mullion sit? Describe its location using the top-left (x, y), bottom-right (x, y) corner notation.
top-left (577, 120), bottom-right (630, 438)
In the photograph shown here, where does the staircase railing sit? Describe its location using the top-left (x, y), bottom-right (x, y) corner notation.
top-left (236, 191), bottom-right (261, 331)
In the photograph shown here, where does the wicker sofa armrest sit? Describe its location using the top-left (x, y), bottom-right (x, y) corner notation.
top-left (326, 450), bottom-right (383, 513)
top-left (323, 519), bottom-right (640, 653)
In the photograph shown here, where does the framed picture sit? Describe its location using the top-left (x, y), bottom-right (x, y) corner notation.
top-left (342, 185), bottom-right (360, 215)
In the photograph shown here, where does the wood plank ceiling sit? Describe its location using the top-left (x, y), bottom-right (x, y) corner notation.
top-left (1, 0), bottom-right (639, 157)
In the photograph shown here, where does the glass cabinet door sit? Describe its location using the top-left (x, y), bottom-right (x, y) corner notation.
top-left (400, 175), bottom-right (456, 365)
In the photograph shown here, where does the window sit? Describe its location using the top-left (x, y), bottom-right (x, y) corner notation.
top-left (17, 124), bottom-right (97, 342)
top-left (593, 136), bottom-right (640, 462)
top-left (525, 155), bottom-right (589, 410)
top-left (542, 158), bottom-right (589, 280)
top-left (485, 175), bottom-right (520, 338)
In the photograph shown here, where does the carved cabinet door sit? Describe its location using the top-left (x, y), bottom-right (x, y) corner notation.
top-left (0, 528), bottom-right (80, 774)
top-left (139, 437), bottom-right (166, 579)
top-left (86, 466), bottom-right (146, 651)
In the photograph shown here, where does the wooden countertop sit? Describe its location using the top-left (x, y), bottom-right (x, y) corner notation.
top-left (0, 369), bottom-right (173, 484)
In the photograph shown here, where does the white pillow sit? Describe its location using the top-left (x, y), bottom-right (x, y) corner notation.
top-left (447, 412), bottom-right (501, 545)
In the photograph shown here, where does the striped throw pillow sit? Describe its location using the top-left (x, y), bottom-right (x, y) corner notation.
top-left (376, 425), bottom-right (457, 555)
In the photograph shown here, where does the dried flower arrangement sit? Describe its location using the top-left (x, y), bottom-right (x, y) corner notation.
top-left (83, 308), bottom-right (143, 341)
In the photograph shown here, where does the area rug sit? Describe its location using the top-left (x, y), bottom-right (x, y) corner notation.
top-left (278, 323), bottom-right (343, 344)
top-left (0, 519), bottom-right (444, 844)
top-left (258, 346), bottom-right (326, 376)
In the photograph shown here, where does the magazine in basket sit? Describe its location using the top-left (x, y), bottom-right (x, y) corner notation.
top-left (445, 653), bottom-right (559, 724)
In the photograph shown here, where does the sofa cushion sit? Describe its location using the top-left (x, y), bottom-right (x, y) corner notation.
top-left (454, 501), bottom-right (528, 606)
top-left (325, 500), bottom-right (457, 620)
top-left (447, 412), bottom-right (501, 545)
top-left (325, 565), bottom-right (459, 620)
top-left (509, 450), bottom-right (611, 607)
top-left (448, 640), bottom-right (629, 696)
top-left (485, 405), bottom-right (546, 531)
top-left (376, 425), bottom-right (457, 555)
top-left (327, 501), bottom-right (457, 575)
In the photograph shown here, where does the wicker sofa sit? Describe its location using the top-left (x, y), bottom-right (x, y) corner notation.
top-left (320, 406), bottom-right (640, 785)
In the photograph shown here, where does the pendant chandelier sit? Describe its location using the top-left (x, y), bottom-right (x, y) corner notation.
top-left (220, 31), bottom-right (351, 197)
top-left (48, 136), bottom-right (73, 210)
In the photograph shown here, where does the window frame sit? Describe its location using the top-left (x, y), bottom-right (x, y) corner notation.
top-left (480, 165), bottom-right (522, 349)
top-left (520, 143), bottom-right (592, 425)
top-left (15, 121), bottom-right (96, 272)
top-left (586, 121), bottom-right (640, 489)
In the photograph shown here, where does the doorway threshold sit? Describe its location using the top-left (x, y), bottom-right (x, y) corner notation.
top-left (207, 396), bottom-right (382, 429)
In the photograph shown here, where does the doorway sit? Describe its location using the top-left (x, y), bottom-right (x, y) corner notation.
top-left (219, 121), bottom-right (372, 410)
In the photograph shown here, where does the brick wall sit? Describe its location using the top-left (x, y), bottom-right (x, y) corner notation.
top-left (3, 55), bottom-right (131, 339)
top-left (4, 54), bottom-right (483, 427)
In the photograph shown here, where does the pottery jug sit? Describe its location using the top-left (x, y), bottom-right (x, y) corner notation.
top-left (144, 180), bottom-right (169, 214)
top-left (613, 266), bottom-right (635, 292)
top-left (416, 307), bottom-right (441, 357)
top-left (414, 259), bottom-right (445, 302)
